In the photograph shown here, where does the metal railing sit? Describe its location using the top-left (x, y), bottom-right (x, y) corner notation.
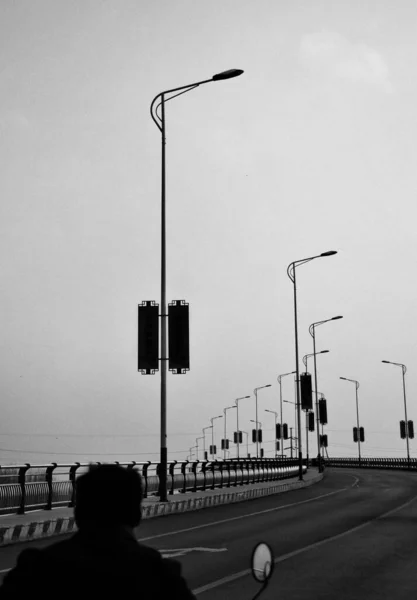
top-left (315, 457), bottom-right (417, 470)
top-left (0, 457), bottom-right (306, 516)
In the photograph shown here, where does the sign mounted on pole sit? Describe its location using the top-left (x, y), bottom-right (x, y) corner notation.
top-left (138, 301), bottom-right (159, 374)
top-left (300, 373), bottom-right (313, 411)
top-left (168, 300), bottom-right (190, 374)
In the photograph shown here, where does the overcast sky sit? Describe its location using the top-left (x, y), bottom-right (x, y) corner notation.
top-left (1, 1), bottom-right (416, 466)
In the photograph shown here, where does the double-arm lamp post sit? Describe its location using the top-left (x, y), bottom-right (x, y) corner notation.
top-left (287, 251), bottom-right (337, 480)
top-left (254, 385), bottom-right (271, 458)
top-left (340, 377), bottom-right (361, 465)
top-left (210, 415), bottom-right (222, 460)
top-left (265, 409), bottom-right (278, 456)
top-left (382, 360), bottom-right (410, 467)
top-left (150, 68), bottom-right (244, 501)
top-left (302, 351), bottom-right (329, 465)
top-left (277, 372), bottom-right (296, 458)
top-left (309, 316), bottom-right (343, 472)
top-left (202, 426), bottom-right (212, 460)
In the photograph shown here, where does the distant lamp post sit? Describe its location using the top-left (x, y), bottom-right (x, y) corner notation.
top-left (287, 251), bottom-right (338, 481)
top-left (277, 371), bottom-right (296, 458)
top-left (265, 409), bottom-right (278, 456)
top-left (302, 350), bottom-right (329, 466)
top-left (250, 420), bottom-right (263, 457)
top-left (309, 316), bottom-right (343, 471)
top-left (254, 385), bottom-right (272, 458)
top-left (223, 405), bottom-right (237, 460)
top-left (150, 68), bottom-right (244, 501)
top-left (382, 360), bottom-right (410, 468)
top-left (195, 436), bottom-right (204, 461)
top-left (202, 426), bottom-right (212, 459)
top-left (340, 377), bottom-right (361, 465)
top-left (235, 395), bottom-right (251, 459)
top-left (210, 415), bottom-right (222, 459)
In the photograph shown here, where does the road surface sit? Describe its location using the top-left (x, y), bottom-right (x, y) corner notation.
top-left (1, 469), bottom-right (417, 599)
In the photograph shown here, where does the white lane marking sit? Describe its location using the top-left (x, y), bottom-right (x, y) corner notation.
top-left (138, 487), bottom-right (348, 543)
top-left (192, 491), bottom-right (417, 595)
top-left (162, 547), bottom-right (227, 558)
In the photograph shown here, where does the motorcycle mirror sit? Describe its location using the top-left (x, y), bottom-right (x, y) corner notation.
top-left (251, 542), bottom-right (274, 583)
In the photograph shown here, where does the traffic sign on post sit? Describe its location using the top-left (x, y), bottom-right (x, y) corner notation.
top-left (408, 420), bottom-right (414, 439)
top-left (300, 373), bottom-right (313, 411)
top-left (308, 411), bottom-right (315, 432)
top-left (359, 427), bottom-right (365, 442)
top-left (319, 399), bottom-right (328, 425)
top-left (353, 427), bottom-right (358, 442)
top-left (400, 420), bottom-right (406, 439)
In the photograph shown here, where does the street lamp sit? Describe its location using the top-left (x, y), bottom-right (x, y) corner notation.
top-left (265, 409), bottom-right (278, 456)
top-left (210, 415), bottom-right (223, 460)
top-left (283, 399), bottom-right (297, 432)
top-left (223, 405), bottom-right (237, 460)
top-left (254, 385), bottom-right (272, 458)
top-left (302, 350), bottom-right (329, 466)
top-left (235, 395), bottom-right (251, 459)
top-left (202, 426), bottom-right (212, 460)
top-left (382, 360), bottom-right (410, 467)
top-left (340, 377), bottom-right (361, 465)
top-left (287, 252), bottom-right (337, 480)
top-left (287, 251), bottom-right (337, 480)
top-left (150, 68), bottom-right (244, 501)
top-left (277, 371), bottom-right (296, 458)
top-left (250, 420), bottom-right (263, 457)
top-left (195, 436), bottom-right (204, 461)
top-left (309, 316), bottom-right (343, 471)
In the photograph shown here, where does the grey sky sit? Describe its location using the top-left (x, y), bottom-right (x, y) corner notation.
top-left (1, 1), bottom-right (416, 464)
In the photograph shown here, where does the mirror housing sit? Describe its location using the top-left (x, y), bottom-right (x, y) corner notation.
top-left (251, 542), bottom-right (274, 583)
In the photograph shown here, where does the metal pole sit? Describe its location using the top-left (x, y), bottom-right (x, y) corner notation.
top-left (355, 383), bottom-right (361, 466)
top-left (402, 366), bottom-right (410, 468)
top-left (159, 93), bottom-right (168, 502)
top-left (236, 401), bottom-right (240, 459)
top-left (312, 326), bottom-right (321, 471)
top-left (292, 267), bottom-right (303, 480)
top-left (306, 411), bottom-right (309, 466)
top-left (255, 389), bottom-right (258, 458)
top-left (279, 378), bottom-right (283, 458)
top-left (211, 420), bottom-right (214, 459)
top-left (290, 427), bottom-right (293, 459)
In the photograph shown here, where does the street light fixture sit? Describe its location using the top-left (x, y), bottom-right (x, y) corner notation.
top-left (235, 395), bottom-right (251, 459)
top-left (287, 251), bottom-right (337, 481)
top-left (195, 436), bottom-right (204, 461)
top-left (265, 409), bottom-right (278, 456)
top-left (254, 385), bottom-right (272, 458)
top-left (302, 350), bottom-right (329, 371)
top-left (150, 68), bottom-right (244, 501)
top-left (223, 405), bottom-right (237, 460)
top-left (277, 371), bottom-right (296, 458)
top-left (382, 360), bottom-right (410, 468)
top-left (340, 377), bottom-right (361, 466)
top-left (210, 415), bottom-right (223, 460)
top-left (309, 316), bottom-right (343, 472)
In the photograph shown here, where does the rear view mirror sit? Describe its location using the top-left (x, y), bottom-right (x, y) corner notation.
top-left (251, 542), bottom-right (274, 583)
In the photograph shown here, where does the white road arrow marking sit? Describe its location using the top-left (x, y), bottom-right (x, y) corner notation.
top-left (161, 547), bottom-right (228, 558)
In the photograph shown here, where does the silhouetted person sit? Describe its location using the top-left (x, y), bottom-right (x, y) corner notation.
top-left (0, 464), bottom-right (196, 599)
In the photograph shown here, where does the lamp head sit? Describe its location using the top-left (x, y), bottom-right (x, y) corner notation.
top-left (320, 350), bottom-right (330, 354)
top-left (381, 360), bottom-right (390, 364)
top-left (212, 69), bottom-right (244, 81)
top-left (340, 377), bottom-right (347, 380)
top-left (332, 316), bottom-right (343, 320)
top-left (320, 250), bottom-right (337, 257)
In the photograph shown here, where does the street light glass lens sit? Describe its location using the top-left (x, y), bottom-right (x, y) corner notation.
top-left (212, 69), bottom-right (244, 81)
top-left (320, 250), bottom-right (337, 256)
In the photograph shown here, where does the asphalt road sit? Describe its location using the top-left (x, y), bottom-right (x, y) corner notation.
top-left (1, 469), bottom-right (417, 599)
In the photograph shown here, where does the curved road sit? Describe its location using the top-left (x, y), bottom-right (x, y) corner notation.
top-left (1, 469), bottom-right (417, 599)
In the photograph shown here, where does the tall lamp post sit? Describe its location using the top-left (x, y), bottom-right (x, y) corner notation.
top-left (277, 371), bottom-right (296, 458)
top-left (210, 415), bottom-right (222, 460)
top-left (242, 431), bottom-right (249, 457)
top-left (223, 405), bottom-right (237, 460)
top-left (195, 436), bottom-right (204, 461)
top-left (250, 420), bottom-right (263, 457)
top-left (235, 395), bottom-right (251, 459)
top-left (309, 316), bottom-right (343, 471)
top-left (340, 377), bottom-right (361, 466)
top-left (265, 409), bottom-right (278, 456)
top-left (302, 350), bottom-right (329, 466)
top-left (287, 251), bottom-right (337, 481)
top-left (283, 400), bottom-right (297, 433)
top-left (254, 385), bottom-right (272, 458)
top-left (382, 360), bottom-right (410, 468)
top-left (150, 68), bottom-right (244, 501)
top-left (202, 426), bottom-right (212, 460)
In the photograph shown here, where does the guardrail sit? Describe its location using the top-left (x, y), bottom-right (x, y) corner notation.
top-left (322, 457), bottom-right (417, 470)
top-left (0, 457), bottom-right (306, 516)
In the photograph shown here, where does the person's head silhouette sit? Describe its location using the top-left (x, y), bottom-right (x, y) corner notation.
top-left (74, 464), bottom-right (143, 531)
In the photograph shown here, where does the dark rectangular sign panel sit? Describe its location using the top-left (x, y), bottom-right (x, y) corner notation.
top-left (138, 301), bottom-right (159, 374)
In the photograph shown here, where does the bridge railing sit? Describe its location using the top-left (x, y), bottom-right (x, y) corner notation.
top-left (318, 457), bottom-right (417, 470)
top-left (0, 457), bottom-right (307, 516)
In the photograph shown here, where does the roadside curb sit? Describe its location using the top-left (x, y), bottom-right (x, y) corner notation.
top-left (0, 472), bottom-right (323, 547)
